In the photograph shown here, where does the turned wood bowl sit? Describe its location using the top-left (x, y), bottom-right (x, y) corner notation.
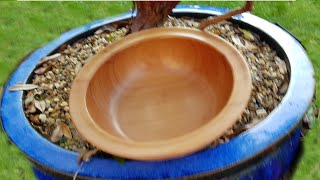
top-left (69, 28), bottom-right (251, 160)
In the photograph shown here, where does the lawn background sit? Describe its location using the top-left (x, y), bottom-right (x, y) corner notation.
top-left (0, 1), bottom-right (319, 179)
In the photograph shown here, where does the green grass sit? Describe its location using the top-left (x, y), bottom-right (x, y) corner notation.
top-left (0, 1), bottom-right (319, 179)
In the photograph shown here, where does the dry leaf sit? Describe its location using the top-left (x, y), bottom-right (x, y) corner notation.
top-left (34, 100), bottom-right (46, 112)
top-left (94, 24), bottom-right (117, 35)
top-left (37, 53), bottom-right (62, 66)
top-left (26, 102), bottom-right (36, 113)
top-left (29, 114), bottom-right (40, 125)
top-left (239, 28), bottom-right (255, 41)
top-left (9, 84), bottom-right (39, 91)
top-left (73, 162), bottom-right (84, 180)
top-left (60, 122), bottom-right (72, 139)
top-left (77, 149), bottom-right (98, 163)
top-left (51, 124), bottom-right (63, 143)
top-left (34, 64), bottom-right (52, 74)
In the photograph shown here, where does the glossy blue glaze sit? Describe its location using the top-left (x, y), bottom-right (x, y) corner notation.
top-left (1, 5), bottom-right (314, 179)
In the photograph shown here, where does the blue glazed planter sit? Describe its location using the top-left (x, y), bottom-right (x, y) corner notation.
top-left (0, 5), bottom-right (315, 180)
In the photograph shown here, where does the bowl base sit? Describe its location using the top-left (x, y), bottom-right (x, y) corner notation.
top-left (112, 67), bottom-right (216, 142)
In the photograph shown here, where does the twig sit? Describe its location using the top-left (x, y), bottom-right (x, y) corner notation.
top-left (37, 53), bottom-right (62, 66)
top-left (77, 148), bottom-right (99, 163)
top-left (73, 161), bottom-right (84, 180)
top-left (199, 1), bottom-right (254, 30)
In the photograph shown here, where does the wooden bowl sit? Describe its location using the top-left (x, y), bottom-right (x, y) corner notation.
top-left (69, 28), bottom-right (251, 160)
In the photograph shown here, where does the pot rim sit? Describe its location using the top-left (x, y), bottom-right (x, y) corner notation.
top-left (0, 5), bottom-right (315, 179)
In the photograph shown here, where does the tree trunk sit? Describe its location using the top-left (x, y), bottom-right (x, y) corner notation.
top-left (130, 1), bottom-right (179, 33)
top-left (130, 1), bottom-right (254, 32)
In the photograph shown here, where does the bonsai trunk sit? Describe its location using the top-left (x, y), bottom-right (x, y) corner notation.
top-left (130, 1), bottom-right (254, 32)
top-left (130, 1), bottom-right (179, 32)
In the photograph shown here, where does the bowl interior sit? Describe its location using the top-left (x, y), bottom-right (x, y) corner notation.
top-left (86, 34), bottom-right (234, 142)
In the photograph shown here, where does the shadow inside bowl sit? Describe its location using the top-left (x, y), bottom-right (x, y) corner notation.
top-left (86, 35), bottom-right (234, 142)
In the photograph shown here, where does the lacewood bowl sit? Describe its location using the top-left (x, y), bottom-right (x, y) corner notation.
top-left (69, 27), bottom-right (251, 160)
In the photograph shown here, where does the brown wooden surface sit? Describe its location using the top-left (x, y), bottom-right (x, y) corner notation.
top-left (69, 28), bottom-right (252, 160)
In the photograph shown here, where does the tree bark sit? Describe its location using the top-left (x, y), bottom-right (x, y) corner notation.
top-left (130, 1), bottom-right (179, 33)
top-left (130, 1), bottom-right (254, 32)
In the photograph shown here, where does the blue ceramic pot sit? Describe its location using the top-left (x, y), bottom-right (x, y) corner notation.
top-left (1, 5), bottom-right (314, 180)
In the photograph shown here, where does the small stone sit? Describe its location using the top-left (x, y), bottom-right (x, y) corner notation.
top-left (53, 97), bottom-right (60, 102)
top-left (54, 83), bottom-right (61, 89)
top-left (270, 72), bottom-right (277, 78)
top-left (44, 99), bottom-right (51, 108)
top-left (63, 106), bottom-right (69, 112)
top-left (65, 113), bottom-right (71, 120)
top-left (48, 107), bottom-right (54, 113)
top-left (51, 112), bottom-right (59, 118)
top-left (56, 118), bottom-right (62, 124)
top-left (46, 74), bottom-right (52, 80)
top-left (47, 117), bottom-right (55, 125)
top-left (256, 109), bottom-right (267, 117)
top-left (48, 84), bottom-right (54, 90)
top-left (39, 114), bottom-right (47, 122)
top-left (279, 81), bottom-right (289, 95)
top-left (60, 101), bottom-right (68, 107)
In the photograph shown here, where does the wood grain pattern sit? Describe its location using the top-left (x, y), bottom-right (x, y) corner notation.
top-left (70, 28), bottom-right (251, 160)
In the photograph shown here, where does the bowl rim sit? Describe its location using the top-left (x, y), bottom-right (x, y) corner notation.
top-left (69, 27), bottom-right (252, 160)
top-left (0, 5), bottom-right (314, 179)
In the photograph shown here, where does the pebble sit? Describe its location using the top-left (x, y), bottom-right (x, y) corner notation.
top-left (47, 117), bottom-right (55, 125)
top-left (60, 101), bottom-right (68, 107)
top-left (256, 109), bottom-right (268, 117)
top-left (279, 81), bottom-right (289, 95)
top-left (64, 106), bottom-right (69, 112)
top-left (39, 114), bottom-right (47, 123)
